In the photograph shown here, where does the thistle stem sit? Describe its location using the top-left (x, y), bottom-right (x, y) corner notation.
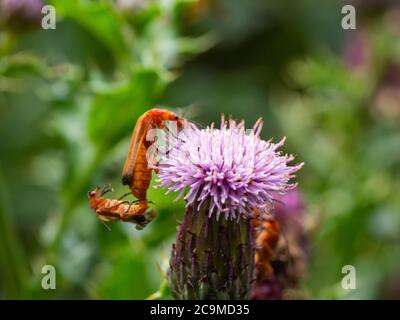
top-left (168, 203), bottom-right (255, 300)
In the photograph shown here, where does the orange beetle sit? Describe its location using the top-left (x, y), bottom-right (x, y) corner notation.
top-left (121, 108), bottom-right (185, 200)
top-left (252, 207), bottom-right (281, 278)
top-left (88, 108), bottom-right (186, 227)
top-left (88, 186), bottom-right (155, 230)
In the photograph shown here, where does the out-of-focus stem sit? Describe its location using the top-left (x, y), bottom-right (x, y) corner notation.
top-left (0, 165), bottom-right (29, 298)
top-left (145, 279), bottom-right (169, 300)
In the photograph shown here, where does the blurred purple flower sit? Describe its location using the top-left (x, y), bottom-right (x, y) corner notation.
top-left (273, 189), bottom-right (305, 227)
top-left (155, 117), bottom-right (303, 220)
top-left (250, 189), bottom-right (309, 300)
top-left (0, 0), bottom-right (43, 31)
top-left (251, 276), bottom-right (284, 300)
top-left (347, 0), bottom-right (400, 11)
top-left (343, 29), bottom-right (371, 72)
top-left (373, 63), bottom-right (400, 120)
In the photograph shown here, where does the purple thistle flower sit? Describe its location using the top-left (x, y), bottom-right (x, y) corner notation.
top-left (155, 117), bottom-right (303, 220)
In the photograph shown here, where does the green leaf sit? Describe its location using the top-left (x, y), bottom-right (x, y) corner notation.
top-left (50, 0), bottom-right (131, 56)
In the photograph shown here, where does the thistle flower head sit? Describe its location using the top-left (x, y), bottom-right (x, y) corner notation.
top-left (155, 117), bottom-right (303, 220)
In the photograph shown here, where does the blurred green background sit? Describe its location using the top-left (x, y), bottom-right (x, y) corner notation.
top-left (1, 0), bottom-right (400, 299)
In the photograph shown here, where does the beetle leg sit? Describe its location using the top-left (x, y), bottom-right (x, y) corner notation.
top-left (117, 192), bottom-right (131, 201)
